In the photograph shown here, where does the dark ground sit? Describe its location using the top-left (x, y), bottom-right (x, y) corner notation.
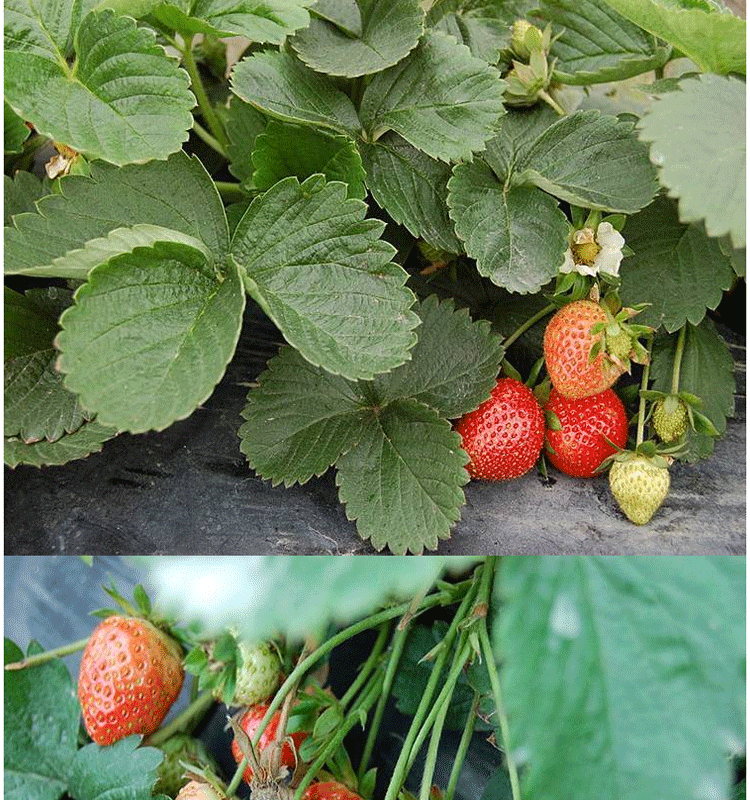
top-left (5, 300), bottom-right (745, 556)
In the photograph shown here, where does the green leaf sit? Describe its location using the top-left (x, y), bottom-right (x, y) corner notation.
top-left (335, 398), bottom-right (469, 554)
top-left (4, 639), bottom-right (79, 800)
top-left (4, 102), bottom-right (30, 153)
top-left (5, 288), bottom-right (92, 443)
top-left (537, 0), bottom-right (670, 84)
top-left (290, 0), bottom-right (424, 77)
top-left (359, 30), bottom-right (507, 163)
top-left (650, 320), bottom-right (735, 460)
top-left (496, 556), bottom-right (746, 800)
top-left (147, 0), bottom-right (312, 43)
top-left (5, 9), bottom-right (194, 165)
top-left (516, 110), bottom-right (658, 213)
top-left (637, 74), bottom-right (746, 248)
top-left (447, 162), bottom-right (569, 292)
top-left (56, 243), bottom-right (245, 433)
top-left (426, 0), bottom-right (532, 64)
top-left (231, 175), bottom-right (419, 381)
top-left (4, 171), bottom-right (47, 225)
top-left (68, 737), bottom-right (163, 800)
top-left (231, 51), bottom-right (362, 136)
top-left (253, 121), bottom-right (366, 199)
top-left (372, 294), bottom-right (505, 418)
top-left (600, 0), bottom-right (746, 75)
top-left (619, 196), bottom-right (734, 332)
top-left (360, 132), bottom-right (462, 253)
top-left (4, 421), bottom-right (117, 468)
top-left (146, 556), bottom-right (479, 640)
top-left (239, 346), bottom-right (371, 486)
top-left (5, 153), bottom-right (230, 276)
top-left (226, 97), bottom-right (268, 188)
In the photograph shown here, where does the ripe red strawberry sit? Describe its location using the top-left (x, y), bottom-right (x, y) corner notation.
top-left (176, 780), bottom-right (225, 800)
top-left (231, 703), bottom-right (309, 784)
top-left (543, 300), bottom-right (625, 399)
top-left (78, 615), bottom-right (184, 746)
top-left (454, 377), bottom-right (545, 480)
top-left (303, 782), bottom-right (363, 799)
top-left (544, 388), bottom-right (628, 478)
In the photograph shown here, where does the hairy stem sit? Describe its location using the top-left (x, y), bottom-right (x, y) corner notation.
top-left (476, 559), bottom-right (520, 800)
top-left (5, 637), bottom-right (90, 670)
top-left (444, 693), bottom-right (479, 800)
top-left (340, 622), bottom-right (390, 709)
top-left (670, 325), bottom-right (687, 395)
top-left (636, 337), bottom-right (655, 447)
top-left (193, 120), bottom-right (228, 158)
top-left (503, 303), bottom-right (557, 350)
top-left (382, 567), bottom-right (483, 800)
top-left (181, 35), bottom-right (228, 150)
top-left (357, 622), bottom-right (411, 780)
top-left (419, 679), bottom-right (452, 800)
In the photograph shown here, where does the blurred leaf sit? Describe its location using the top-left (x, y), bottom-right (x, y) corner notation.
top-left (495, 557), bottom-right (746, 800)
top-left (637, 74), bottom-right (745, 248)
top-left (600, 0), bottom-right (745, 75)
top-left (146, 556), bottom-right (478, 640)
top-left (4, 102), bottom-right (30, 153)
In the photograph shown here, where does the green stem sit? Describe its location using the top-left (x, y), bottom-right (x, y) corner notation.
top-left (145, 689), bottom-right (214, 747)
top-left (419, 682), bottom-right (452, 800)
top-left (636, 337), bottom-right (654, 447)
top-left (670, 325), bottom-right (687, 395)
top-left (181, 35), bottom-right (229, 150)
top-left (382, 568), bottom-right (483, 800)
top-left (193, 119), bottom-right (227, 158)
top-left (503, 303), bottom-right (557, 350)
top-left (444, 694), bottom-right (479, 800)
top-left (477, 603), bottom-right (521, 800)
top-left (340, 622), bottom-right (390, 709)
top-left (357, 623), bottom-right (410, 780)
top-left (225, 757), bottom-right (246, 797)
top-left (294, 672), bottom-right (385, 800)
top-left (252, 583), bottom-right (473, 751)
top-left (405, 637), bottom-right (473, 777)
top-left (213, 180), bottom-right (246, 203)
top-left (5, 637), bottom-right (89, 669)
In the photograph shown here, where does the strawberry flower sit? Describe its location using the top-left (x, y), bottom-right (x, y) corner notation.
top-left (560, 221), bottom-right (625, 278)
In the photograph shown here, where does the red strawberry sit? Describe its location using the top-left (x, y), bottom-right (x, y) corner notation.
top-left (304, 782), bottom-right (363, 800)
top-left (544, 388), bottom-right (628, 478)
top-left (78, 615), bottom-right (184, 746)
top-left (231, 703), bottom-right (309, 784)
top-left (454, 377), bottom-right (545, 480)
top-left (543, 300), bottom-right (625, 399)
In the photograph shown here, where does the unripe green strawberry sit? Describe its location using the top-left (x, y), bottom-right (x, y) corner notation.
top-left (609, 455), bottom-right (670, 525)
top-left (175, 780), bottom-right (225, 800)
top-left (231, 640), bottom-right (281, 706)
top-left (652, 397), bottom-right (688, 442)
top-left (155, 734), bottom-right (219, 798)
top-left (606, 330), bottom-right (633, 362)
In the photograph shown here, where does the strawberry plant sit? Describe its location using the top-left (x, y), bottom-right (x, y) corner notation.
top-left (4, 0), bottom-right (744, 551)
top-left (4, 555), bottom-right (746, 800)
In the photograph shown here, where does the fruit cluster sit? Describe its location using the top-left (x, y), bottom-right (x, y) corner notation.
top-left (454, 298), bottom-right (673, 526)
top-left (75, 599), bottom-right (365, 800)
